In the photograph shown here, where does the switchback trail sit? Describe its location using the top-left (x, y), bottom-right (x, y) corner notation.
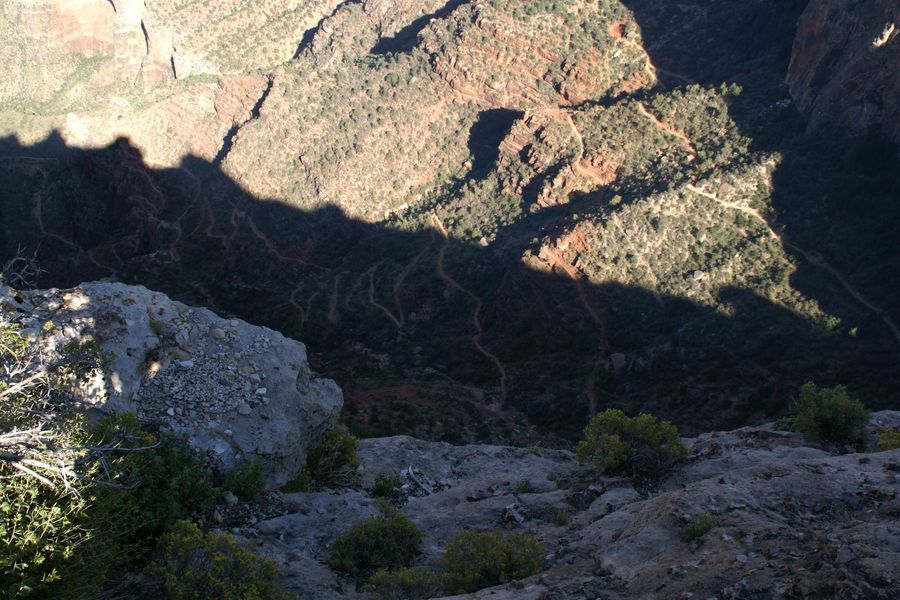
top-left (539, 244), bottom-right (610, 416)
top-left (686, 184), bottom-right (900, 350)
top-left (431, 214), bottom-right (508, 405)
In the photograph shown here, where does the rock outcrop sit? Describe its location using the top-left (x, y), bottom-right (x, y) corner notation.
top-left (0, 281), bottom-right (343, 488)
top-left (248, 417), bottom-right (900, 598)
top-left (787, 0), bottom-right (900, 142)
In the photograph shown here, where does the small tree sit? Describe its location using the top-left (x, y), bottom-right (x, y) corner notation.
top-left (793, 382), bottom-right (870, 449)
top-left (576, 409), bottom-right (686, 482)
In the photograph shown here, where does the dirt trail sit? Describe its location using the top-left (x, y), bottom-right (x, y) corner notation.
top-left (431, 214), bottom-right (508, 405)
top-left (245, 216), bottom-right (327, 271)
top-left (28, 165), bottom-right (81, 252)
top-left (636, 102), bottom-right (698, 161)
top-left (686, 184), bottom-right (900, 349)
top-left (366, 262), bottom-right (403, 329)
top-left (392, 242), bottom-right (431, 327)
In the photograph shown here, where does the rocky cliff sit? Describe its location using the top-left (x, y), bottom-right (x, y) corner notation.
top-left (0, 281), bottom-right (343, 488)
top-left (787, 0), bottom-right (900, 142)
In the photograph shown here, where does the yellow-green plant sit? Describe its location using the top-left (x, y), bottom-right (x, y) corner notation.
top-left (365, 567), bottom-right (450, 600)
top-left (876, 428), bottom-right (900, 451)
top-left (443, 530), bottom-right (542, 593)
top-left (147, 521), bottom-right (289, 600)
top-left (794, 383), bottom-right (870, 449)
top-left (576, 409), bottom-right (686, 481)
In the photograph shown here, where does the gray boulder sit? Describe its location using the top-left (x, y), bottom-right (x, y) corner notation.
top-left (0, 281), bottom-right (342, 488)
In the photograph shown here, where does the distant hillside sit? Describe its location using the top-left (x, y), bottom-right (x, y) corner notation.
top-left (1, 0), bottom-right (898, 442)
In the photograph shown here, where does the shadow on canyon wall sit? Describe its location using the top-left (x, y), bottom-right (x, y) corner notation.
top-left (622, 0), bottom-right (900, 335)
top-left (1, 129), bottom-right (897, 444)
top-left (1, 1), bottom-right (898, 443)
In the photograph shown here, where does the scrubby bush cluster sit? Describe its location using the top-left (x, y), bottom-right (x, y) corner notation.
top-left (362, 528), bottom-right (543, 598)
top-left (876, 428), bottom-right (900, 451)
top-left (147, 521), bottom-right (289, 600)
top-left (284, 425), bottom-right (359, 492)
top-left (443, 529), bottom-right (543, 592)
top-left (576, 409), bottom-right (687, 482)
top-left (327, 502), bottom-right (423, 576)
top-left (0, 319), bottom-right (284, 598)
top-left (223, 458), bottom-right (266, 500)
top-left (683, 513), bottom-right (719, 542)
top-left (793, 382), bottom-right (870, 449)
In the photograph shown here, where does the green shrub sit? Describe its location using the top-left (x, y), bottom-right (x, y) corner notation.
top-left (443, 530), bottom-right (543, 593)
top-left (0, 413), bottom-right (215, 598)
top-left (223, 458), bottom-right (266, 500)
top-left (793, 383), bottom-right (870, 449)
top-left (683, 513), bottom-right (718, 542)
top-left (876, 428), bottom-right (900, 451)
top-left (552, 509), bottom-right (570, 526)
top-left (372, 473), bottom-right (403, 502)
top-left (147, 521), bottom-right (289, 600)
top-left (327, 504), bottom-right (423, 576)
top-left (91, 414), bottom-right (215, 538)
top-left (575, 409), bottom-right (687, 481)
top-left (284, 426), bottom-right (358, 492)
top-left (365, 567), bottom-right (450, 600)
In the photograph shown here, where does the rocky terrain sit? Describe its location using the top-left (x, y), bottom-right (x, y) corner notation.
top-left (1, 0), bottom-right (898, 446)
top-left (0, 281), bottom-right (343, 487)
top-left (242, 413), bottom-right (900, 598)
top-left (787, 0), bottom-right (900, 143)
top-left (3, 279), bottom-right (898, 598)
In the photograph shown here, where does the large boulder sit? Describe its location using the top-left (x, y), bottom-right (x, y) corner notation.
top-left (0, 281), bottom-right (343, 488)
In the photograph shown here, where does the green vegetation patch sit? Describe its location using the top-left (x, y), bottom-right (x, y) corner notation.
top-left (443, 529), bottom-right (543, 593)
top-left (683, 513), bottom-right (719, 542)
top-left (794, 382), bottom-right (870, 449)
top-left (876, 428), bottom-right (900, 451)
top-left (223, 457), bottom-right (266, 500)
top-left (147, 520), bottom-right (289, 600)
top-left (576, 409), bottom-right (687, 482)
top-left (327, 503), bottom-right (423, 576)
top-left (283, 425), bottom-right (359, 492)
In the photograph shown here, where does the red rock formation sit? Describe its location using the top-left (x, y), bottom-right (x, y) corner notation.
top-left (787, 0), bottom-right (900, 142)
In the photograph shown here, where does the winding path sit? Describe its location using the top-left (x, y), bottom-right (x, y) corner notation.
top-left (431, 214), bottom-right (508, 405)
top-left (686, 184), bottom-right (900, 349)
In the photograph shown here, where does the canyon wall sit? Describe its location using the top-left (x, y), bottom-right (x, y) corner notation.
top-left (787, 0), bottom-right (900, 142)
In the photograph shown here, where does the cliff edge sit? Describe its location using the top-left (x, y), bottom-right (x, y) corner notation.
top-left (787, 0), bottom-right (900, 142)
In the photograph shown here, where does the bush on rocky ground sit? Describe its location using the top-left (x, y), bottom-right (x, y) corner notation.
top-left (576, 409), bottom-right (687, 482)
top-left (365, 567), bottom-right (451, 600)
top-left (793, 382), bottom-right (870, 449)
top-left (683, 513), bottom-right (719, 542)
top-left (876, 428), bottom-right (900, 451)
top-left (146, 520), bottom-right (289, 600)
top-left (327, 502), bottom-right (423, 576)
top-left (443, 529), bottom-right (543, 593)
top-left (284, 425), bottom-right (359, 492)
top-left (223, 457), bottom-right (266, 500)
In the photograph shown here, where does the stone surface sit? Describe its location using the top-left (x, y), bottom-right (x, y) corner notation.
top-left (0, 281), bottom-right (343, 487)
top-left (247, 417), bottom-right (899, 598)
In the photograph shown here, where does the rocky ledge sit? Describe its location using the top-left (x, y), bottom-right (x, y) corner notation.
top-left (252, 418), bottom-right (899, 599)
top-left (0, 281), bottom-right (343, 488)
top-left (2, 281), bottom-right (897, 598)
